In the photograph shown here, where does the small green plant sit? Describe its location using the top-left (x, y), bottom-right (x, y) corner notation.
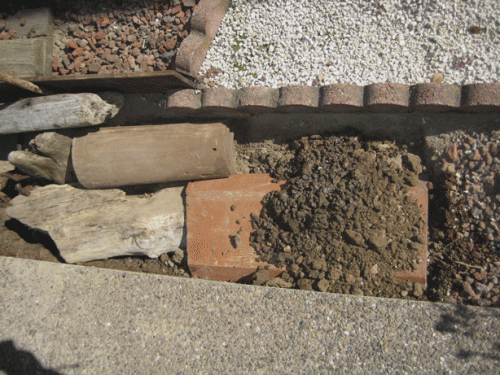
top-left (233, 61), bottom-right (247, 71)
top-left (258, 42), bottom-right (276, 54)
top-left (231, 34), bottom-right (248, 53)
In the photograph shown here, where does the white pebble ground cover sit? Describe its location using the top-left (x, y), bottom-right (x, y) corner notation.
top-left (199, 0), bottom-right (500, 88)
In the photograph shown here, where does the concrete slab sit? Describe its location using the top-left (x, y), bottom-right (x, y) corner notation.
top-left (1, 256), bottom-right (499, 374)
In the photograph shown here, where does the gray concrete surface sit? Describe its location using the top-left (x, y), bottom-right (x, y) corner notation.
top-left (1, 256), bottom-right (499, 374)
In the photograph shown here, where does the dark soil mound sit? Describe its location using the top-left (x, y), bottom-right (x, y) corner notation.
top-left (250, 135), bottom-right (427, 298)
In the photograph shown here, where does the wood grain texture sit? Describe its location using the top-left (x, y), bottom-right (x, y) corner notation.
top-left (72, 123), bottom-right (236, 188)
top-left (6, 184), bottom-right (186, 263)
top-left (0, 93), bottom-right (122, 134)
top-left (0, 71), bottom-right (195, 103)
top-left (8, 132), bottom-right (74, 183)
top-left (0, 37), bottom-right (52, 78)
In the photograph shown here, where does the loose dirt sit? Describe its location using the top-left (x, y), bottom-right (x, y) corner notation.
top-left (242, 134), bottom-right (427, 298)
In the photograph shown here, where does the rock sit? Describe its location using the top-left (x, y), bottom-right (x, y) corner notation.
top-left (474, 268), bottom-right (488, 281)
top-left (368, 230), bottom-right (388, 252)
top-left (432, 72), bottom-right (444, 83)
top-left (470, 149), bottom-right (482, 161)
top-left (345, 273), bottom-right (356, 283)
top-left (463, 281), bottom-right (478, 299)
top-left (160, 50), bottom-right (176, 60)
top-left (88, 61), bottom-right (101, 73)
top-left (164, 38), bottom-right (177, 50)
top-left (183, 0), bottom-right (197, 7)
top-left (403, 153), bottom-right (423, 175)
top-left (171, 5), bottom-right (182, 14)
top-left (265, 278), bottom-right (293, 288)
top-left (8, 133), bottom-right (74, 184)
top-left (6, 184), bottom-right (186, 263)
top-left (171, 248), bottom-right (185, 264)
top-left (94, 30), bottom-right (106, 40)
top-left (413, 283), bottom-right (424, 297)
top-left (67, 39), bottom-right (79, 49)
top-left (297, 278), bottom-right (314, 290)
top-left (445, 143), bottom-right (458, 163)
top-left (441, 161), bottom-right (456, 174)
top-left (343, 230), bottom-right (365, 247)
top-left (127, 34), bottom-right (137, 43)
top-left (312, 258), bottom-right (327, 271)
top-left (99, 16), bottom-right (110, 28)
top-left (317, 279), bottom-right (330, 292)
top-left (253, 267), bottom-right (270, 286)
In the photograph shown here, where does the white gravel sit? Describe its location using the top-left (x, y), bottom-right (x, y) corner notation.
top-left (199, 0), bottom-right (500, 88)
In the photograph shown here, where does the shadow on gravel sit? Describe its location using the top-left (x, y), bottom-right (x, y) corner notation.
top-left (434, 305), bottom-right (500, 362)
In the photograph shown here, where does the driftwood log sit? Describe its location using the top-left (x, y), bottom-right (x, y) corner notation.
top-left (8, 132), bottom-right (74, 184)
top-left (6, 184), bottom-right (186, 263)
top-left (72, 123), bottom-right (236, 189)
top-left (0, 93), bottom-right (123, 134)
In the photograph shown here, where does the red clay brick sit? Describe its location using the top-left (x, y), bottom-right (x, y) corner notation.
top-left (410, 83), bottom-right (461, 112)
top-left (176, 0), bottom-right (230, 77)
top-left (461, 83), bottom-right (500, 113)
top-left (186, 174), bottom-right (286, 281)
top-left (364, 83), bottom-right (410, 113)
top-left (238, 86), bottom-right (279, 113)
top-left (167, 89), bottom-right (202, 114)
top-left (175, 31), bottom-right (208, 77)
top-left (190, 0), bottom-right (230, 39)
top-left (278, 85), bottom-right (319, 113)
top-left (202, 87), bottom-right (239, 113)
top-left (319, 84), bottom-right (364, 112)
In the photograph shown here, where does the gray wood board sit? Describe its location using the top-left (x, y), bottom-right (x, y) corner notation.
top-left (0, 71), bottom-right (196, 103)
top-left (0, 37), bottom-right (53, 78)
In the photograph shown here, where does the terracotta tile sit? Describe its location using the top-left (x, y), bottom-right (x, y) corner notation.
top-left (186, 174), bottom-right (286, 281)
top-left (187, 174), bottom-right (428, 285)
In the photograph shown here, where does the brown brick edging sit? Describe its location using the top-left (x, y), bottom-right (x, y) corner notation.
top-left (175, 0), bottom-right (231, 77)
top-left (166, 83), bottom-right (500, 115)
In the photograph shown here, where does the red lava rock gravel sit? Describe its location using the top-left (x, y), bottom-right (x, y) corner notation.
top-left (52, 0), bottom-right (199, 76)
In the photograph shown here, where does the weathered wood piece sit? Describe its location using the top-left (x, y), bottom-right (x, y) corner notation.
top-left (72, 123), bottom-right (236, 189)
top-left (0, 71), bottom-right (195, 104)
top-left (6, 184), bottom-right (186, 263)
top-left (0, 8), bottom-right (54, 78)
top-left (0, 37), bottom-right (53, 78)
top-left (8, 132), bottom-right (74, 184)
top-left (0, 93), bottom-right (123, 134)
top-left (0, 73), bottom-right (44, 94)
top-left (0, 160), bottom-right (15, 191)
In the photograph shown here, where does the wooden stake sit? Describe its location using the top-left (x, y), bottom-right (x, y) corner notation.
top-left (0, 72), bottom-right (46, 95)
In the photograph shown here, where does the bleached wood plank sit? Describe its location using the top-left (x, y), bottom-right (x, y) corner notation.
top-left (0, 93), bottom-right (122, 134)
top-left (6, 184), bottom-right (185, 263)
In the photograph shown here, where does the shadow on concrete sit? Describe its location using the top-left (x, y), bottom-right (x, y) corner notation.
top-left (0, 340), bottom-right (62, 375)
top-left (434, 304), bottom-right (500, 362)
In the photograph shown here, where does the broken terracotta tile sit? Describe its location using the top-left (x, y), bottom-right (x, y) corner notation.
top-left (186, 174), bottom-right (286, 281)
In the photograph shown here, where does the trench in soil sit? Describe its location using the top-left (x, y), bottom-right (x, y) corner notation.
top-left (1, 113), bottom-right (500, 307)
